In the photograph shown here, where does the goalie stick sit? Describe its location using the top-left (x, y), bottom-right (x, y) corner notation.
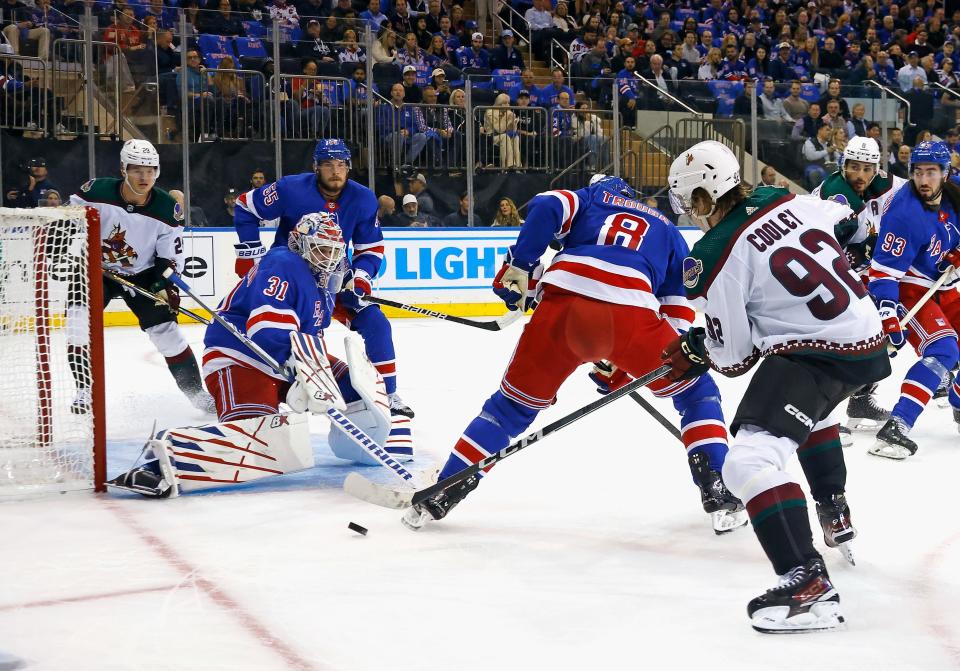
top-left (364, 295), bottom-right (524, 331)
top-left (162, 269), bottom-right (421, 487)
top-left (104, 269), bottom-right (211, 325)
top-left (343, 363), bottom-right (673, 509)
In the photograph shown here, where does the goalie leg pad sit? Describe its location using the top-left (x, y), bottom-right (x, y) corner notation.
top-left (150, 413), bottom-right (313, 494)
top-left (328, 335), bottom-right (404, 464)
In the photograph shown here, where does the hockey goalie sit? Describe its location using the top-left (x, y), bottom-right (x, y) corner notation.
top-left (107, 214), bottom-right (413, 497)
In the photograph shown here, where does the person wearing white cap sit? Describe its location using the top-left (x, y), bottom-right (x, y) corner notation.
top-left (400, 63), bottom-right (424, 103)
top-left (455, 31), bottom-right (491, 69)
top-left (408, 173), bottom-right (436, 214)
top-left (491, 28), bottom-right (525, 70)
top-left (768, 41), bottom-right (797, 81)
top-left (397, 193), bottom-right (439, 227)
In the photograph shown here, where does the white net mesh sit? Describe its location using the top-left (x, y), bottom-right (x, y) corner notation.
top-left (0, 206), bottom-right (99, 494)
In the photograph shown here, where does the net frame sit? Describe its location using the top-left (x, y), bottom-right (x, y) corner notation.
top-left (0, 206), bottom-right (105, 494)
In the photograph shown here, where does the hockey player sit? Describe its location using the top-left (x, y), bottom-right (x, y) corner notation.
top-left (664, 141), bottom-right (891, 633)
top-left (402, 175), bottom-right (745, 533)
top-left (68, 139), bottom-right (215, 414)
top-left (232, 139), bottom-right (414, 419)
top-left (813, 136), bottom-right (908, 432)
top-left (108, 213), bottom-right (410, 497)
top-left (868, 140), bottom-right (960, 459)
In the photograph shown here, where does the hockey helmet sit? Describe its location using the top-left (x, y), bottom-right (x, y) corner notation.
top-left (120, 139), bottom-right (160, 177)
top-left (313, 138), bottom-right (352, 167)
top-left (289, 212), bottom-right (346, 276)
top-left (842, 136), bottom-right (881, 166)
top-left (667, 140), bottom-right (740, 216)
top-left (909, 140), bottom-right (951, 172)
top-left (589, 174), bottom-right (636, 199)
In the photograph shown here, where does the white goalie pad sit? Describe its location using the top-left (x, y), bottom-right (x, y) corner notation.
top-left (149, 413), bottom-right (313, 497)
top-left (328, 335), bottom-right (394, 465)
top-left (286, 332), bottom-right (346, 414)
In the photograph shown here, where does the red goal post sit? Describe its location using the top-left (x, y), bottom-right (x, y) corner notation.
top-left (0, 206), bottom-right (105, 495)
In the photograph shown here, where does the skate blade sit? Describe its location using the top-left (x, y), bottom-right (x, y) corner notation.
top-left (839, 430), bottom-right (853, 448)
top-left (751, 602), bottom-right (845, 634)
top-left (935, 396), bottom-right (951, 409)
top-left (846, 417), bottom-right (887, 432)
top-left (867, 441), bottom-right (911, 460)
top-left (400, 506), bottom-right (429, 531)
top-left (713, 508), bottom-right (749, 534)
top-left (838, 542), bottom-right (855, 566)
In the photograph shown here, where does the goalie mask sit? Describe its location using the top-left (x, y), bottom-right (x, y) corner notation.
top-left (288, 213), bottom-right (346, 279)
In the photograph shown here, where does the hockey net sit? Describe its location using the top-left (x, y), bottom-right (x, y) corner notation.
top-left (0, 206), bottom-right (105, 495)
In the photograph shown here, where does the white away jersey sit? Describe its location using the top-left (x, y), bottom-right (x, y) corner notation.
top-left (683, 187), bottom-right (886, 375)
top-left (69, 178), bottom-right (184, 275)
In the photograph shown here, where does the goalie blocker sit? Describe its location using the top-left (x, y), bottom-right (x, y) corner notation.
top-left (108, 333), bottom-right (413, 497)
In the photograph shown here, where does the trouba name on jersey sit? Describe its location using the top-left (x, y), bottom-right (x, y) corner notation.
top-left (744, 208), bottom-right (806, 253)
top-left (600, 191), bottom-right (664, 219)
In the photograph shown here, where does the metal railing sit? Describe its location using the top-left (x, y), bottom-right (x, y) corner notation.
top-left (275, 74), bottom-right (355, 142)
top-left (52, 39), bottom-right (124, 139)
top-left (473, 103), bottom-right (549, 171)
top-left (866, 79), bottom-right (911, 128)
top-left (0, 55), bottom-right (51, 135)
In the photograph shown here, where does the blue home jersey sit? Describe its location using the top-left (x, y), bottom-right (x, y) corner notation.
top-left (202, 247), bottom-right (335, 380)
top-left (869, 183), bottom-right (960, 303)
top-left (234, 174), bottom-right (384, 279)
top-left (514, 182), bottom-right (695, 326)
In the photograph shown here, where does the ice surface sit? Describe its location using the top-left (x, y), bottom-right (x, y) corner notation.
top-left (1, 319), bottom-right (959, 671)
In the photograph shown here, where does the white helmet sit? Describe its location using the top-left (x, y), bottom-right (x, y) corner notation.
top-left (667, 141), bottom-right (741, 219)
top-left (843, 136), bottom-right (881, 166)
top-left (120, 139), bottom-right (160, 178)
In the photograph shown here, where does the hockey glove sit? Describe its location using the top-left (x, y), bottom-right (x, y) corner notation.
top-left (493, 248), bottom-right (543, 312)
top-left (661, 327), bottom-right (711, 381)
top-left (149, 259), bottom-right (180, 315)
top-left (234, 240), bottom-right (266, 278)
top-left (877, 299), bottom-right (907, 354)
top-left (938, 249), bottom-right (960, 289)
top-left (588, 360), bottom-right (633, 395)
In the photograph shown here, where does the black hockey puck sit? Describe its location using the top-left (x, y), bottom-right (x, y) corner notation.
top-left (348, 522), bottom-right (368, 536)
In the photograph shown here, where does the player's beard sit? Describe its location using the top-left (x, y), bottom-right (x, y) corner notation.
top-left (316, 170), bottom-right (346, 200)
top-left (912, 176), bottom-right (945, 207)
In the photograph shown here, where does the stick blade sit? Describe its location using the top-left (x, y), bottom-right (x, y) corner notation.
top-left (343, 472), bottom-right (415, 509)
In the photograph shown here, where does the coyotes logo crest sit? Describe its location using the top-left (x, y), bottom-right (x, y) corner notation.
top-left (102, 223), bottom-right (138, 268)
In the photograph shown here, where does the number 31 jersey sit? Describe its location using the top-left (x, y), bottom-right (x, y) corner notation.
top-left (516, 182), bottom-right (695, 327)
top-left (683, 186), bottom-right (886, 376)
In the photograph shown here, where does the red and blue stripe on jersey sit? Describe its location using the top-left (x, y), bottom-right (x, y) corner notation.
top-left (202, 246), bottom-right (334, 380)
top-left (235, 174), bottom-right (384, 280)
top-left (514, 184), bottom-right (696, 327)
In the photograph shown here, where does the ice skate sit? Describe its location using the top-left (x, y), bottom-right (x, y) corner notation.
top-left (688, 451), bottom-right (747, 534)
top-left (400, 474), bottom-right (479, 531)
top-left (70, 388), bottom-right (92, 415)
top-left (747, 558), bottom-right (844, 634)
top-left (868, 418), bottom-right (918, 460)
top-left (189, 390), bottom-right (217, 414)
top-left (105, 464), bottom-right (172, 498)
top-left (838, 425), bottom-right (853, 447)
top-left (933, 382), bottom-right (950, 409)
top-left (388, 392), bottom-right (415, 418)
top-left (954, 408), bottom-right (960, 434)
top-left (845, 385), bottom-right (891, 431)
top-left (816, 493), bottom-right (856, 565)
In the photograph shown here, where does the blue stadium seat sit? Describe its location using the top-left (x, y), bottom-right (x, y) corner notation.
top-left (800, 83), bottom-right (820, 103)
top-left (242, 20), bottom-right (269, 38)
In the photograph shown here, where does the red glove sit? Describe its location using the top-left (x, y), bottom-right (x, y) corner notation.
top-left (940, 249), bottom-right (960, 272)
top-left (345, 269), bottom-right (372, 297)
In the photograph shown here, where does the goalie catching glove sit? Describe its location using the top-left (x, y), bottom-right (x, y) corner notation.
top-left (661, 327), bottom-right (711, 381)
top-left (493, 247), bottom-right (543, 312)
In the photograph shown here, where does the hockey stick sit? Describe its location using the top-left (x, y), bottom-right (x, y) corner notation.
top-left (161, 269), bottom-right (421, 486)
top-left (345, 363), bottom-right (673, 509)
top-left (364, 295), bottom-right (524, 331)
top-left (104, 269), bottom-right (211, 325)
top-left (628, 391), bottom-right (682, 440)
top-left (898, 265), bottom-right (956, 329)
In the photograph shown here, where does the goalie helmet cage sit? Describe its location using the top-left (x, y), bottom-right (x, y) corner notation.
top-left (0, 206), bottom-right (106, 495)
